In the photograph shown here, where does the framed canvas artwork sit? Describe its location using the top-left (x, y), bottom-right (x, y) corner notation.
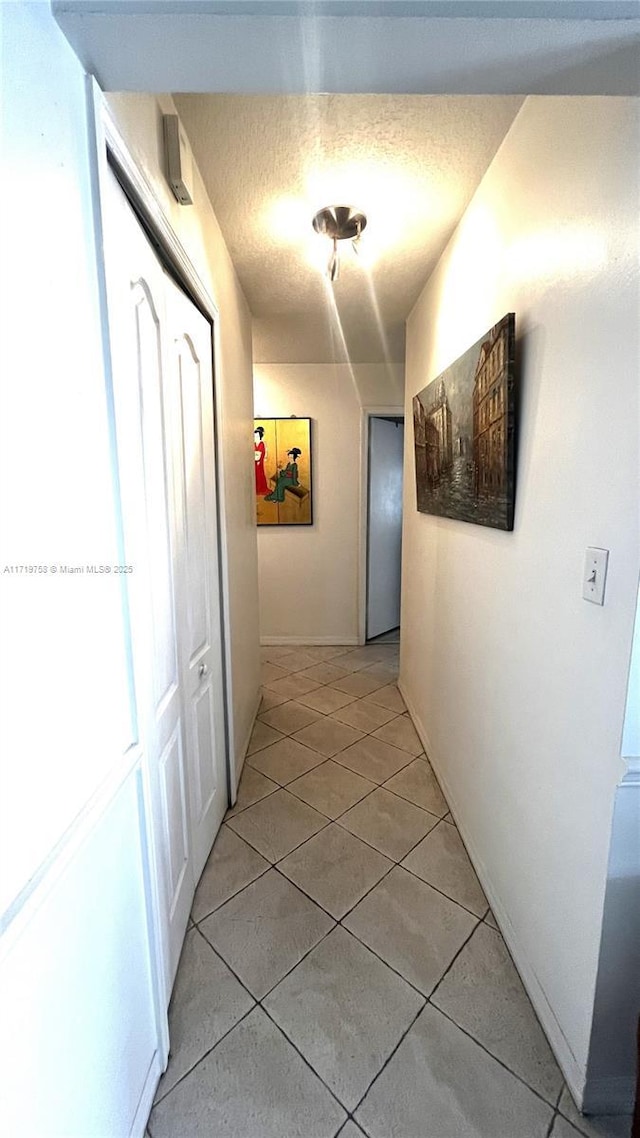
top-left (254, 417), bottom-right (313, 526)
top-left (413, 313), bottom-right (516, 531)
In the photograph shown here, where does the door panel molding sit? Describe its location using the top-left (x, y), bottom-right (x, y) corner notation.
top-left (90, 80), bottom-right (235, 810)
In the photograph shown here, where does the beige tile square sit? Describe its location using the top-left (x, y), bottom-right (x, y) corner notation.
top-left (288, 760), bottom-right (376, 820)
top-left (402, 820), bottom-right (488, 916)
top-left (279, 824), bottom-right (392, 919)
top-left (338, 787), bottom-right (439, 861)
top-left (225, 765), bottom-right (278, 818)
top-left (191, 825), bottom-right (269, 921)
top-left (335, 735), bottom-right (414, 784)
top-left (258, 700), bottom-right (322, 735)
top-left (372, 715), bottom-right (422, 755)
top-left (330, 671), bottom-right (387, 697)
top-left (557, 1087), bottom-right (632, 1138)
top-left (261, 646), bottom-right (296, 663)
top-left (367, 643), bottom-right (399, 658)
top-left (264, 926), bottom-right (423, 1111)
top-left (330, 700), bottom-right (399, 733)
top-left (355, 1005), bottom-right (553, 1138)
top-left (246, 719), bottom-right (284, 755)
top-left (432, 923), bottom-right (563, 1104)
top-left (248, 736), bottom-right (325, 784)
top-left (264, 673), bottom-right (322, 700)
top-left (384, 757), bottom-right (448, 816)
top-left (362, 661), bottom-right (399, 682)
top-left (261, 661), bottom-right (291, 685)
top-left (150, 1006), bottom-right (347, 1138)
top-left (200, 870), bottom-right (334, 999)
top-left (226, 789), bottom-right (327, 862)
top-left (344, 865), bottom-right (476, 995)
top-left (292, 718), bottom-right (364, 757)
top-left (296, 686), bottom-right (358, 714)
top-left (259, 687), bottom-right (291, 711)
top-left (154, 929), bottom-right (254, 1101)
top-left (297, 662), bottom-right (351, 685)
top-left (339, 648), bottom-right (388, 671)
top-left (365, 683), bottom-right (406, 713)
top-left (275, 650), bottom-right (319, 672)
top-left (300, 645), bottom-right (353, 661)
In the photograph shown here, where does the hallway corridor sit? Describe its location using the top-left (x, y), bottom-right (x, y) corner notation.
top-left (148, 643), bottom-right (629, 1138)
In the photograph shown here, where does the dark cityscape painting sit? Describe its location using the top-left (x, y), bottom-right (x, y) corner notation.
top-left (413, 313), bottom-right (516, 531)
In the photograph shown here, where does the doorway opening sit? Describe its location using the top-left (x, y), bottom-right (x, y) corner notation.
top-left (365, 414), bottom-right (404, 644)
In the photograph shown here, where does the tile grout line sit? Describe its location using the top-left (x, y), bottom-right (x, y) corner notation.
top-left (258, 1000), bottom-right (352, 1121)
top-left (432, 1001), bottom-right (563, 1113)
top-left (150, 994), bottom-right (256, 1109)
top-left (225, 780), bottom-right (280, 818)
top-left (156, 648), bottom-right (404, 1125)
top-left (155, 923), bottom-right (343, 1114)
top-left (164, 648), bottom-right (542, 1134)
top-left (231, 758), bottom-right (453, 883)
top-left (347, 999), bottom-right (428, 1121)
top-left (191, 857), bottom-right (273, 924)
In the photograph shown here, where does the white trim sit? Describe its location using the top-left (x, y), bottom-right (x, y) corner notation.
top-left (232, 689), bottom-right (262, 799)
top-left (358, 406), bottom-right (405, 645)
top-left (398, 677), bottom-right (588, 1109)
top-left (130, 1050), bottom-right (164, 1138)
top-left (260, 636), bottom-right (360, 646)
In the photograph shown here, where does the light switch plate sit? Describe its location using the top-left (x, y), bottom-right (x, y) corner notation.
top-left (583, 547), bottom-right (609, 605)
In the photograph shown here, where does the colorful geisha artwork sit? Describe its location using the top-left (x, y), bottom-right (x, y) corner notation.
top-left (253, 417), bottom-right (313, 526)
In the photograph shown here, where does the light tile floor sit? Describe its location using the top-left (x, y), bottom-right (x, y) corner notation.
top-left (148, 642), bottom-right (632, 1138)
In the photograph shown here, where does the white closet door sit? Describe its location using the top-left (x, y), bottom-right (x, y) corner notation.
top-left (164, 276), bottom-right (227, 883)
top-left (103, 169), bottom-right (193, 994)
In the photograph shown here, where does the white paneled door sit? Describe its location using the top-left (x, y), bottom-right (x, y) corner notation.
top-left (164, 277), bottom-right (227, 885)
top-left (103, 167), bottom-right (227, 997)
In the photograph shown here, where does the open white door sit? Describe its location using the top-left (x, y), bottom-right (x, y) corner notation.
top-left (366, 416), bottom-right (404, 640)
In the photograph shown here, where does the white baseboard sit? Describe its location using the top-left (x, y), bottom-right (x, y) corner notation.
top-left (131, 1050), bottom-right (162, 1137)
top-left (260, 636), bottom-right (360, 646)
top-left (232, 690), bottom-right (262, 799)
top-left (398, 679), bottom-right (588, 1110)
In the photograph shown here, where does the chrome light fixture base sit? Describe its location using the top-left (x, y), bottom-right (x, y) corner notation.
top-left (312, 205), bottom-right (367, 281)
top-left (312, 206), bottom-right (367, 242)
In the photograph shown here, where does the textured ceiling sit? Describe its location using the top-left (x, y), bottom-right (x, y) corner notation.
top-left (174, 94), bottom-right (524, 363)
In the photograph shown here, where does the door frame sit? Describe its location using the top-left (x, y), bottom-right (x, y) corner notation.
top-left (87, 81), bottom-right (235, 1005)
top-left (358, 405), bottom-right (405, 645)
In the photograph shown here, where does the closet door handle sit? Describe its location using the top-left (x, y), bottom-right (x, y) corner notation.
top-left (199, 663), bottom-right (208, 679)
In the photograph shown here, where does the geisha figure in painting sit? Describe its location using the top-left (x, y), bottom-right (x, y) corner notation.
top-left (254, 426), bottom-right (270, 495)
top-left (264, 448), bottom-right (301, 502)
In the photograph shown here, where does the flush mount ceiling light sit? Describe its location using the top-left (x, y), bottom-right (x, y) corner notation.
top-left (312, 205), bottom-right (367, 282)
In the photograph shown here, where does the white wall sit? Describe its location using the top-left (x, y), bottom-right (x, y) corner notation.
top-left (401, 96), bottom-right (639, 1104)
top-left (254, 363), bottom-right (403, 644)
top-left (0, 6), bottom-right (162, 1134)
top-left (0, 1), bottom-right (129, 921)
top-left (105, 93), bottom-right (261, 773)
